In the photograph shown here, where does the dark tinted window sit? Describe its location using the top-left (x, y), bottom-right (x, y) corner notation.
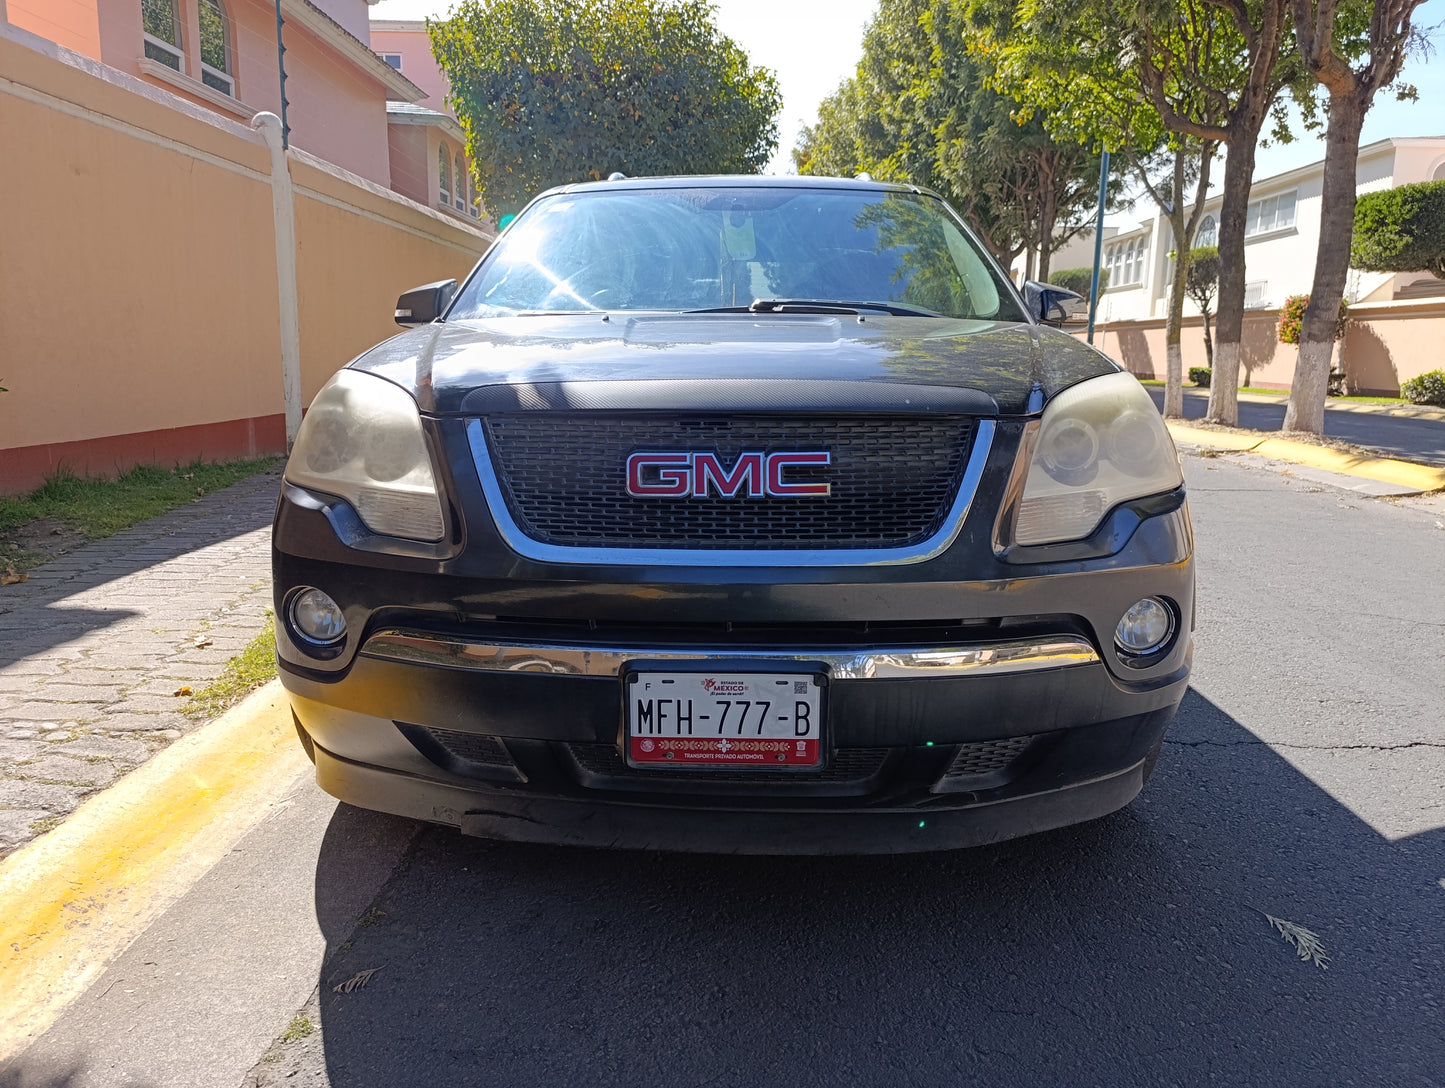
top-left (449, 187), bottom-right (1026, 322)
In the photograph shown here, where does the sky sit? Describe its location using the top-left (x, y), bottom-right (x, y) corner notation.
top-left (370, 0), bottom-right (1445, 185)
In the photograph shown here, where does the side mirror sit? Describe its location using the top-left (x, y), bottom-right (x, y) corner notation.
top-left (1022, 280), bottom-right (1086, 327)
top-left (394, 279), bottom-right (457, 327)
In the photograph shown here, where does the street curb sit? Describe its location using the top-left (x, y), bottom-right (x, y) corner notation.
top-left (0, 680), bottom-right (309, 1062)
top-left (1167, 422), bottom-right (1445, 493)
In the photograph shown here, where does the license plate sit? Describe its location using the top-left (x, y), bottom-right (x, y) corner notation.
top-left (625, 669), bottom-right (824, 769)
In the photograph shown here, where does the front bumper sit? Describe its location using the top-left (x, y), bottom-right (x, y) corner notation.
top-left (281, 626), bottom-right (1187, 853)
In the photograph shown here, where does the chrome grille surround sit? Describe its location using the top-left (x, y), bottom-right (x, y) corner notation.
top-left (466, 417), bottom-right (995, 567)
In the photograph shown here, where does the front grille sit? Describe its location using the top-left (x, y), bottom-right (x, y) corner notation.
top-left (482, 414), bottom-right (975, 549)
top-left (566, 742), bottom-right (888, 786)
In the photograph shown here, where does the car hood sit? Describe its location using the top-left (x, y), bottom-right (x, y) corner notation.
top-left (348, 313), bottom-right (1120, 417)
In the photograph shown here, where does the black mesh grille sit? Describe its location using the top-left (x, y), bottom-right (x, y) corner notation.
top-left (482, 414), bottom-right (975, 549)
top-left (567, 743), bottom-right (888, 784)
top-left (398, 724), bottom-right (522, 782)
top-left (422, 728), bottom-right (513, 766)
top-left (941, 736), bottom-right (1036, 779)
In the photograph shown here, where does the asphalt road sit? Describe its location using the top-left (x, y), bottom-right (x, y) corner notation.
top-left (1146, 387), bottom-right (1445, 466)
top-left (5, 452), bottom-right (1443, 1088)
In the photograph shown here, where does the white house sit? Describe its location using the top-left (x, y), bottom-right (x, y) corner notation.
top-left (1036, 136), bottom-right (1445, 322)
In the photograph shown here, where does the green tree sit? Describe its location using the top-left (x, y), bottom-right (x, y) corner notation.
top-left (1351, 179), bottom-right (1445, 278)
top-left (793, 0), bottom-right (1107, 277)
top-left (430, 0), bottom-right (781, 216)
top-left (1185, 245), bottom-right (1221, 368)
top-left (1282, 0), bottom-right (1429, 434)
top-left (965, 0), bottom-right (1226, 417)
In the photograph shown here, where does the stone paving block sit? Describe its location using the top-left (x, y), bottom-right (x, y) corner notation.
top-left (1, 703), bottom-right (101, 722)
top-left (0, 738), bottom-right (44, 763)
top-left (0, 809), bottom-right (52, 848)
top-left (99, 712), bottom-right (188, 733)
top-left (11, 755), bottom-right (120, 788)
top-left (0, 661), bottom-right (67, 678)
top-left (105, 694), bottom-right (195, 714)
top-left (150, 663), bottom-right (231, 682)
top-left (17, 685), bottom-right (121, 704)
top-left (49, 735), bottom-right (151, 763)
top-left (0, 778), bottom-right (85, 812)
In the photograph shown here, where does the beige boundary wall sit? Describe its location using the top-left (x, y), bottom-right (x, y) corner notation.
top-left (1081, 299), bottom-right (1445, 395)
top-left (0, 24), bottom-right (493, 494)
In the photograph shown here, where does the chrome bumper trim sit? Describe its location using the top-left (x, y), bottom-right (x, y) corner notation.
top-left (465, 417), bottom-right (996, 567)
top-left (359, 630), bottom-right (1100, 680)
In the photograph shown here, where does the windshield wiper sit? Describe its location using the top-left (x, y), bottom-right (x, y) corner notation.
top-left (687, 299), bottom-right (942, 317)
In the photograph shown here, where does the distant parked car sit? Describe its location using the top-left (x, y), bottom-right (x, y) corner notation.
top-left (271, 175), bottom-right (1193, 854)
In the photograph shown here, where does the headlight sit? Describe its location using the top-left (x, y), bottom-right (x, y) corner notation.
top-left (1015, 371), bottom-right (1181, 546)
top-left (285, 370), bottom-right (445, 541)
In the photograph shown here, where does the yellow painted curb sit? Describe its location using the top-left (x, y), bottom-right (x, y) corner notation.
top-left (0, 680), bottom-right (309, 1061)
top-left (1166, 424), bottom-right (1265, 452)
top-left (1167, 422), bottom-right (1445, 492)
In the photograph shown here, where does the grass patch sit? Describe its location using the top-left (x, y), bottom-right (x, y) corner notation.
top-left (28, 816), bottom-right (62, 836)
top-left (0, 457), bottom-right (279, 577)
top-left (184, 616), bottom-right (277, 720)
top-left (0, 457), bottom-right (279, 537)
top-left (279, 1015), bottom-right (315, 1044)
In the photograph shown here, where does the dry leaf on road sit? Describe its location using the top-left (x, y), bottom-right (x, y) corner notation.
top-left (1261, 911), bottom-right (1329, 969)
top-left (332, 968), bottom-right (380, 994)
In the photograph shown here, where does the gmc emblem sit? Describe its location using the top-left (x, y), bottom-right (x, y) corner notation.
top-left (626, 451), bottom-right (832, 498)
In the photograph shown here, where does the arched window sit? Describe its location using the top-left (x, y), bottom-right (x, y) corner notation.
top-left (198, 0), bottom-right (234, 96)
top-left (438, 145), bottom-right (452, 205)
top-left (1197, 215), bottom-right (1217, 248)
top-left (455, 154), bottom-right (466, 210)
top-left (141, 0), bottom-right (183, 71)
top-left (1432, 161), bottom-right (1445, 182)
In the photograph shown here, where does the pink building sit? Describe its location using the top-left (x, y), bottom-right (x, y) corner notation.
top-left (371, 17), bottom-right (483, 221)
top-left (5, 0), bottom-right (427, 188)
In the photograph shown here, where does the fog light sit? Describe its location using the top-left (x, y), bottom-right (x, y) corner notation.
top-left (1115, 597), bottom-right (1173, 655)
top-left (290, 588), bottom-right (346, 644)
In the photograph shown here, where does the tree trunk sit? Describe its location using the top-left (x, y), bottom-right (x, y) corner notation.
top-left (1205, 139), bottom-right (1258, 426)
top-left (1163, 218), bottom-right (1190, 420)
top-left (1201, 310), bottom-right (1214, 367)
top-left (1283, 92), bottom-right (1366, 434)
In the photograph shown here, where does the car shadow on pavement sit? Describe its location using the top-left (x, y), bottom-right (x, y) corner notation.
top-left (0, 473), bottom-right (277, 668)
top-left (0, 607), bottom-right (140, 672)
top-left (292, 686), bottom-right (1442, 1087)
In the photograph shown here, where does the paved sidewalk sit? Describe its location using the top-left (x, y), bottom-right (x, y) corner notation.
top-left (0, 469), bottom-right (281, 857)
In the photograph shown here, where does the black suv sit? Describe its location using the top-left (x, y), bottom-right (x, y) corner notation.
top-left (271, 176), bottom-right (1193, 853)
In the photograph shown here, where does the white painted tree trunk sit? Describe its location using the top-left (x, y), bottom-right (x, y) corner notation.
top-left (1164, 342), bottom-right (1185, 418)
top-left (1283, 338), bottom-right (1333, 433)
top-left (1206, 341), bottom-right (1241, 425)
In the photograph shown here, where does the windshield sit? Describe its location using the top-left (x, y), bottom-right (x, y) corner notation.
top-left (448, 186), bottom-right (1027, 322)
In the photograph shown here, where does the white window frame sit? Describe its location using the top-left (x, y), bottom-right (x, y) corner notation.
top-left (200, 61), bottom-right (233, 96)
top-left (1244, 281), bottom-right (1270, 309)
top-left (380, 53), bottom-right (404, 70)
top-left (1244, 189), bottom-right (1298, 239)
top-left (438, 146), bottom-right (452, 207)
top-left (1105, 235), bottom-right (1147, 289)
top-left (454, 154), bottom-right (466, 210)
top-left (195, 0), bottom-right (234, 96)
top-left (142, 30), bottom-right (184, 70)
top-left (1196, 214), bottom-right (1217, 248)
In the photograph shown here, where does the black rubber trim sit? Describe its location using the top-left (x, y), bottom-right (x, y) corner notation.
top-left (460, 379), bottom-right (999, 416)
